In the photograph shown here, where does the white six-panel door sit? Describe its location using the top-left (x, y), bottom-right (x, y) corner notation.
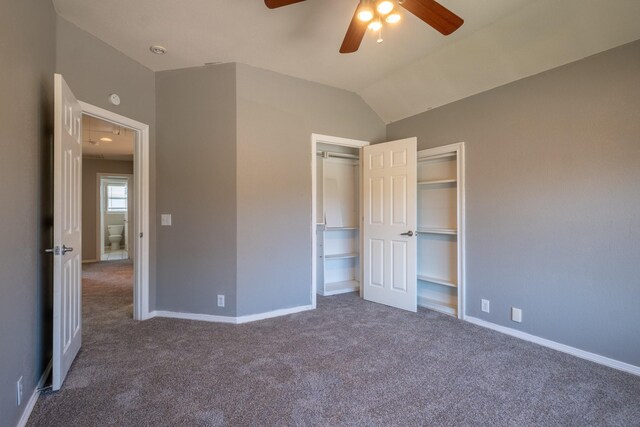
top-left (362, 138), bottom-right (417, 312)
top-left (52, 74), bottom-right (83, 390)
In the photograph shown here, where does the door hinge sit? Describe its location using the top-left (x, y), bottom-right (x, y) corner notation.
top-left (139, 232), bottom-right (143, 238)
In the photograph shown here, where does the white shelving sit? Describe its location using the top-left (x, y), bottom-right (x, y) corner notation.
top-left (418, 179), bottom-right (457, 186)
top-left (417, 296), bottom-right (458, 316)
top-left (325, 280), bottom-right (360, 295)
top-left (325, 252), bottom-right (359, 260)
top-left (325, 226), bottom-right (359, 231)
top-left (417, 274), bottom-right (457, 288)
top-left (416, 143), bottom-right (465, 317)
top-left (316, 145), bottom-right (361, 297)
top-left (417, 227), bottom-right (457, 235)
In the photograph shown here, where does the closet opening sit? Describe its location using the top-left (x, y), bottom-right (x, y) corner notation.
top-left (311, 135), bottom-right (465, 318)
top-left (311, 134), bottom-right (370, 308)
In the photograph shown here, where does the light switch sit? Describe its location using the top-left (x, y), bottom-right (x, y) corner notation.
top-left (161, 214), bottom-right (172, 226)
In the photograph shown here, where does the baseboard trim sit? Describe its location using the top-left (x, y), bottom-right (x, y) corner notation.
top-left (149, 304), bottom-right (315, 325)
top-left (236, 304), bottom-right (314, 324)
top-left (82, 259), bottom-right (98, 264)
top-left (465, 316), bottom-right (640, 376)
top-left (150, 310), bottom-right (236, 324)
top-left (17, 360), bottom-right (52, 427)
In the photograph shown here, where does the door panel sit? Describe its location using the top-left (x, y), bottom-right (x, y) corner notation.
top-left (52, 74), bottom-right (83, 391)
top-left (362, 138), bottom-right (417, 312)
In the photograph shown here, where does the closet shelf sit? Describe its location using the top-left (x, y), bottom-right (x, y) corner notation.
top-left (325, 226), bottom-right (359, 231)
top-left (417, 179), bottom-right (457, 186)
top-left (324, 252), bottom-right (359, 260)
top-left (418, 152), bottom-right (456, 162)
top-left (417, 227), bottom-right (457, 235)
top-left (325, 280), bottom-right (359, 294)
top-left (417, 275), bottom-right (457, 288)
top-left (417, 296), bottom-right (458, 317)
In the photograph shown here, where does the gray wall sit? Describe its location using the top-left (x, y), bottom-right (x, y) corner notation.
top-left (56, 17), bottom-right (157, 308)
top-left (235, 63), bottom-right (386, 316)
top-left (0, 0), bottom-right (56, 426)
top-left (387, 40), bottom-right (640, 366)
top-left (82, 159), bottom-right (134, 261)
top-left (155, 64), bottom-right (238, 316)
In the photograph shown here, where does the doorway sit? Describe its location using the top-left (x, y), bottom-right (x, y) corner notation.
top-left (97, 174), bottom-right (133, 261)
top-left (80, 102), bottom-right (150, 321)
top-left (311, 134), bottom-right (369, 309)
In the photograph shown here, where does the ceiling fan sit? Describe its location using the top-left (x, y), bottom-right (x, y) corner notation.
top-left (264, 0), bottom-right (463, 53)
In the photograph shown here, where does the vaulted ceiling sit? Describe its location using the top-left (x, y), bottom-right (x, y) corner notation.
top-left (53, 0), bottom-right (640, 123)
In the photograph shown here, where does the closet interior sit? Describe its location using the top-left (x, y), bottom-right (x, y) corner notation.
top-left (416, 144), bottom-right (464, 317)
top-left (316, 143), bottom-right (361, 296)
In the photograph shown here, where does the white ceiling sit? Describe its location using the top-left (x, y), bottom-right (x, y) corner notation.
top-left (54, 0), bottom-right (640, 123)
top-left (83, 115), bottom-right (134, 160)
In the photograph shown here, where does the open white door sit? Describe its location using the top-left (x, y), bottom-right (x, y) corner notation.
top-left (362, 138), bottom-right (417, 312)
top-left (51, 74), bottom-right (83, 390)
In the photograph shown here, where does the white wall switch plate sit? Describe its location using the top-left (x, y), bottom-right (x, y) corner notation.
top-left (217, 295), bottom-right (225, 307)
top-left (161, 214), bottom-right (172, 226)
top-left (512, 307), bottom-right (522, 323)
top-left (481, 299), bottom-right (490, 313)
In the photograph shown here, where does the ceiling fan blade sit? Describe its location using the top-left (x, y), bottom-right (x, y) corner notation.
top-left (264, 0), bottom-right (305, 9)
top-left (400, 0), bottom-right (463, 35)
top-left (340, 4), bottom-right (368, 54)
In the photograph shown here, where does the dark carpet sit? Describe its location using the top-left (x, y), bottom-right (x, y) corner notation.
top-left (29, 261), bottom-right (640, 426)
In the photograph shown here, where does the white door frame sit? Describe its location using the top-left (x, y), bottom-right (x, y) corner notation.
top-left (311, 133), bottom-right (370, 309)
top-left (80, 101), bottom-right (150, 321)
top-left (97, 174), bottom-right (133, 260)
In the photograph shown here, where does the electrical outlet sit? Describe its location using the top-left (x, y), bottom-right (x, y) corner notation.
top-left (512, 307), bottom-right (522, 323)
top-left (481, 299), bottom-right (490, 313)
top-left (217, 295), bottom-right (225, 307)
top-left (16, 376), bottom-right (23, 406)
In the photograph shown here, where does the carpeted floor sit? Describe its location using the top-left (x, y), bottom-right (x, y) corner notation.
top-left (29, 261), bottom-right (639, 426)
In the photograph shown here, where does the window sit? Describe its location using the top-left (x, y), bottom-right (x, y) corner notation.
top-left (107, 183), bottom-right (127, 212)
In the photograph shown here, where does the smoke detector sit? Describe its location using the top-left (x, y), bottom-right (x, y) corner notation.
top-left (149, 45), bottom-right (167, 55)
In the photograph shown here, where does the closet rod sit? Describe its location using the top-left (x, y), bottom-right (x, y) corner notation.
top-left (316, 150), bottom-right (359, 160)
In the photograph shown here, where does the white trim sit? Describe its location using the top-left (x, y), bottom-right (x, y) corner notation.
top-left (17, 360), bottom-right (52, 427)
top-left (418, 296), bottom-right (457, 316)
top-left (150, 310), bottom-right (236, 324)
top-left (236, 305), bottom-right (315, 324)
top-left (149, 305), bottom-right (314, 325)
top-left (80, 101), bottom-right (150, 321)
top-left (466, 316), bottom-right (640, 376)
top-left (311, 133), bottom-right (369, 308)
top-left (312, 134), bottom-right (370, 148)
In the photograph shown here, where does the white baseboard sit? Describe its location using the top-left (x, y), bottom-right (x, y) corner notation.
top-left (149, 304), bottom-right (314, 325)
top-left (17, 360), bottom-right (52, 427)
top-left (465, 316), bottom-right (640, 377)
top-left (82, 259), bottom-right (98, 264)
top-left (236, 304), bottom-right (314, 324)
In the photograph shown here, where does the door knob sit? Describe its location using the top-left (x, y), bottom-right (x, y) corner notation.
top-left (62, 245), bottom-right (74, 254)
top-left (400, 231), bottom-right (414, 237)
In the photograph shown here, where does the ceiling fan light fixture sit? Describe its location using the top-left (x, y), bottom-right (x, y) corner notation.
top-left (376, 1), bottom-right (394, 15)
top-left (357, 8), bottom-right (374, 22)
top-left (385, 12), bottom-right (401, 24)
top-left (100, 137), bottom-right (113, 142)
top-left (368, 18), bottom-right (383, 32)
